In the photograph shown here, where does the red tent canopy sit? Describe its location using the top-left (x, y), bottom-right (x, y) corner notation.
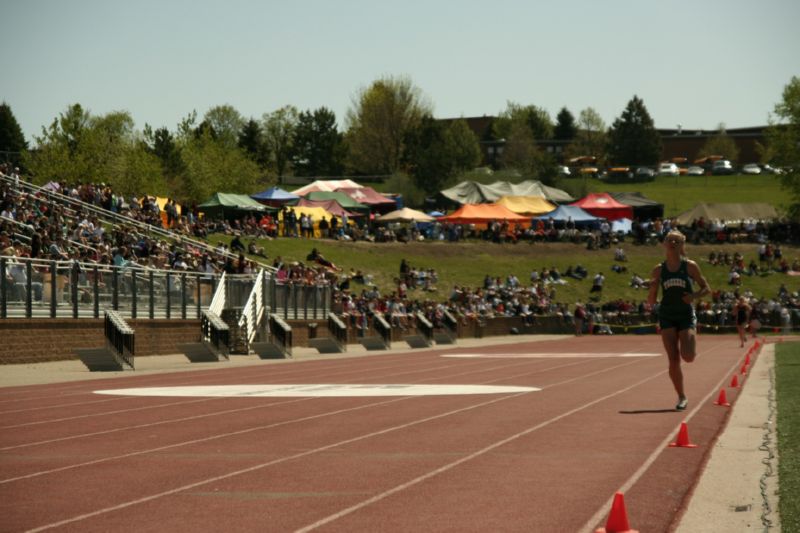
top-left (570, 193), bottom-right (633, 221)
top-left (439, 203), bottom-right (531, 228)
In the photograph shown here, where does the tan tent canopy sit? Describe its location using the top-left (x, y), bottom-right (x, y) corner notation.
top-left (496, 195), bottom-right (556, 216)
top-left (675, 203), bottom-right (780, 226)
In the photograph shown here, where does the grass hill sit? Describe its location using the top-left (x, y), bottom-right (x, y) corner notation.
top-left (213, 173), bottom-right (792, 306)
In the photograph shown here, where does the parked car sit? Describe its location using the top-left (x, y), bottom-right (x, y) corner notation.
top-left (742, 163), bottom-right (762, 175)
top-left (760, 164), bottom-right (783, 175)
top-left (607, 166), bottom-right (633, 180)
top-left (635, 166), bottom-right (656, 179)
top-left (712, 160), bottom-right (735, 175)
top-left (687, 166), bottom-right (705, 176)
top-left (658, 162), bottom-right (679, 176)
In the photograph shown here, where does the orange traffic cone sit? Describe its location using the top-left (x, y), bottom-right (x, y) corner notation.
top-left (595, 492), bottom-right (639, 533)
top-left (740, 363), bottom-right (748, 375)
top-left (669, 421), bottom-right (698, 448)
top-left (714, 388), bottom-right (730, 407)
top-left (730, 374), bottom-right (740, 388)
top-left (745, 352), bottom-right (751, 366)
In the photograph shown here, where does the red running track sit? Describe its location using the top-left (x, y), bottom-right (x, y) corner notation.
top-left (0, 334), bottom-right (755, 532)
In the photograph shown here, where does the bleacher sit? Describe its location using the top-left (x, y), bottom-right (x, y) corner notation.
top-left (0, 173), bottom-right (333, 365)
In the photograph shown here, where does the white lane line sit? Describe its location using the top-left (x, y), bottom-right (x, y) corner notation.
top-left (577, 342), bottom-right (739, 533)
top-left (19, 359), bottom-right (652, 531)
top-left (93, 384), bottom-right (541, 398)
top-left (294, 369), bottom-right (667, 532)
top-left (2, 356), bottom-right (645, 483)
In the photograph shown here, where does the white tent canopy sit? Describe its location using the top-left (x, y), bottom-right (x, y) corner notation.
top-left (376, 207), bottom-right (435, 223)
top-left (291, 179), bottom-right (362, 196)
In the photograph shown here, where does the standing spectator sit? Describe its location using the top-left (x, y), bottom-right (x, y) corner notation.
top-left (733, 297), bottom-right (751, 347)
top-left (590, 272), bottom-right (605, 296)
top-left (573, 302), bottom-right (586, 336)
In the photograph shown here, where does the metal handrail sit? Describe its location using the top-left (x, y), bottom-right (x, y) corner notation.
top-left (327, 314), bottom-right (348, 351)
top-left (414, 311), bottom-right (434, 342)
top-left (104, 310), bottom-right (135, 369)
top-left (269, 314), bottom-right (292, 358)
top-left (238, 269), bottom-right (265, 343)
top-left (373, 313), bottom-right (392, 348)
top-left (201, 309), bottom-right (230, 359)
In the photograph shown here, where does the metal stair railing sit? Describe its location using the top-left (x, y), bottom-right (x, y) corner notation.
top-left (104, 309), bottom-right (135, 369)
top-left (201, 309), bottom-right (230, 359)
top-left (327, 314), bottom-right (348, 351)
top-left (238, 269), bottom-right (265, 344)
top-left (414, 311), bottom-right (435, 344)
top-left (269, 314), bottom-right (293, 358)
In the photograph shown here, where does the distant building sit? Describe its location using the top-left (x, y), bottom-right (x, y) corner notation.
top-left (437, 116), bottom-right (770, 167)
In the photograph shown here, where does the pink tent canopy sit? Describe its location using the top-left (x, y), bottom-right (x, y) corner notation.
top-left (337, 186), bottom-right (397, 212)
top-left (570, 193), bottom-right (633, 221)
top-left (296, 198), bottom-right (361, 218)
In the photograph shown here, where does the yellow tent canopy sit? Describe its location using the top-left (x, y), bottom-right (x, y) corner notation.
top-left (281, 206), bottom-right (341, 237)
top-left (495, 195), bottom-right (556, 216)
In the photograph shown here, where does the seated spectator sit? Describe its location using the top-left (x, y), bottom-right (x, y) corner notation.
top-left (247, 240), bottom-right (267, 259)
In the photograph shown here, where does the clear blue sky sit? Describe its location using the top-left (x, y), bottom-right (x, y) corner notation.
top-left (2, 0), bottom-right (799, 143)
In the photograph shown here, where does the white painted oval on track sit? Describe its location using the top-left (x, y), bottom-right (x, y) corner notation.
top-left (94, 384), bottom-right (540, 398)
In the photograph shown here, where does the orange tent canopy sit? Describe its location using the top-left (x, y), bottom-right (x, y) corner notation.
top-left (439, 203), bottom-right (531, 228)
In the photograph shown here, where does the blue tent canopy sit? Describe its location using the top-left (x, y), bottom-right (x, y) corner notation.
top-left (250, 186), bottom-right (299, 202)
top-left (534, 205), bottom-right (602, 227)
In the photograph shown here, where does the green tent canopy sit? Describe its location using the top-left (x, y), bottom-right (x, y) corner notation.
top-left (198, 192), bottom-right (272, 219)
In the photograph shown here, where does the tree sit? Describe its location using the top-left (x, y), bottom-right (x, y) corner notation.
top-left (607, 95), bottom-right (662, 166)
top-left (143, 124), bottom-right (185, 185)
top-left (238, 118), bottom-right (267, 167)
top-left (262, 105), bottom-right (299, 178)
top-left (697, 124), bottom-right (740, 163)
top-left (179, 129), bottom-right (260, 203)
top-left (569, 107), bottom-right (607, 161)
top-left (345, 75), bottom-right (431, 175)
top-left (204, 105), bottom-right (244, 150)
top-left (292, 107), bottom-right (346, 177)
top-left (766, 76), bottom-right (800, 218)
top-left (553, 107), bottom-right (577, 141)
top-left (404, 117), bottom-right (481, 195)
top-left (494, 102), bottom-right (554, 141)
top-left (24, 104), bottom-right (167, 194)
top-left (499, 120), bottom-right (538, 175)
top-left (0, 102), bottom-right (28, 166)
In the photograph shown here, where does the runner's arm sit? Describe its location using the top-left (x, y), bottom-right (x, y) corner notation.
top-left (646, 264), bottom-right (660, 308)
top-left (685, 261), bottom-right (710, 303)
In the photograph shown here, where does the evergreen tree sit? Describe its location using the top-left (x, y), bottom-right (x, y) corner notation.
top-left (292, 107), bottom-right (345, 177)
top-left (607, 95), bottom-right (662, 166)
top-left (238, 118), bottom-right (267, 167)
top-left (0, 102), bottom-right (27, 166)
top-left (553, 107), bottom-right (577, 141)
top-left (404, 117), bottom-right (481, 195)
